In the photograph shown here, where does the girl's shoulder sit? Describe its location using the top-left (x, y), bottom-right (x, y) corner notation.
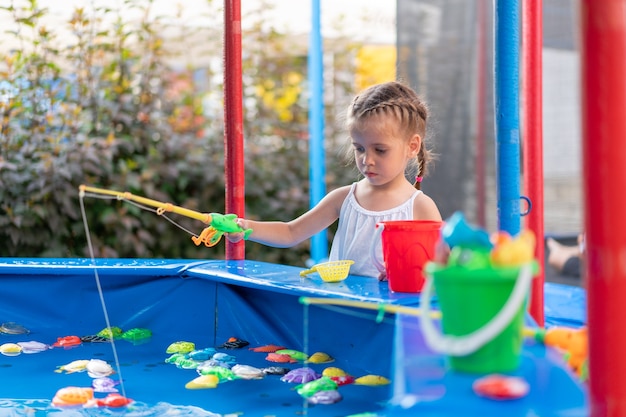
top-left (325, 184), bottom-right (354, 204)
top-left (413, 192), bottom-right (443, 221)
top-left (315, 185), bottom-right (353, 217)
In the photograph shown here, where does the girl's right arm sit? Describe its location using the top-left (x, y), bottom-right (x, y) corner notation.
top-left (225, 186), bottom-right (351, 247)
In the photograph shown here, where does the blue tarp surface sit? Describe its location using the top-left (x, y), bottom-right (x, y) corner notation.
top-left (0, 258), bottom-right (587, 416)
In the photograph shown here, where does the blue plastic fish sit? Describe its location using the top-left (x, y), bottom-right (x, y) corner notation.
top-left (187, 347), bottom-right (217, 361)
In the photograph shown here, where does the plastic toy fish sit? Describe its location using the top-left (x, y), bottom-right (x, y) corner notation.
top-left (175, 359), bottom-right (200, 369)
top-left (306, 352), bottom-right (334, 364)
top-left (192, 213), bottom-right (253, 247)
top-left (185, 374), bottom-right (220, 389)
top-left (321, 367), bottom-right (347, 377)
top-left (197, 365), bottom-right (239, 382)
top-left (120, 328), bottom-right (152, 342)
top-left (52, 387), bottom-right (94, 407)
top-left (490, 230), bottom-right (536, 267)
top-left (166, 341), bottom-right (195, 354)
top-left (198, 358), bottom-right (234, 369)
top-left (86, 359), bottom-right (115, 378)
top-left (17, 341), bottom-right (50, 354)
top-left (249, 344), bottom-right (286, 353)
top-left (231, 364), bottom-right (265, 380)
top-left (55, 359), bottom-right (90, 374)
top-left (93, 393), bottom-right (133, 408)
top-left (307, 389), bottom-right (343, 405)
top-left (533, 326), bottom-right (588, 380)
top-left (296, 376), bottom-right (338, 398)
top-left (187, 347), bottom-right (217, 361)
top-left (354, 374), bottom-right (391, 386)
top-left (447, 247), bottom-right (492, 269)
top-left (52, 335), bottom-right (82, 348)
top-left (165, 354), bottom-right (200, 369)
top-left (472, 374), bottom-right (530, 400)
top-left (275, 349), bottom-right (308, 361)
top-left (266, 352), bottom-right (297, 363)
top-left (441, 211), bottom-right (493, 250)
top-left (97, 327), bottom-right (123, 340)
top-left (280, 367), bottom-right (321, 384)
top-left (92, 377), bottom-right (120, 393)
top-left (262, 366), bottom-right (291, 375)
top-left (0, 342), bottom-right (22, 356)
top-left (212, 352), bottom-right (236, 363)
top-left (217, 337), bottom-right (249, 349)
top-left (81, 334), bottom-right (110, 343)
top-left (0, 322), bottom-right (30, 335)
top-left (330, 375), bottom-right (355, 386)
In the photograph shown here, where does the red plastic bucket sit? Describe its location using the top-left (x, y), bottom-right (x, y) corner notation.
top-left (372, 220), bottom-right (443, 293)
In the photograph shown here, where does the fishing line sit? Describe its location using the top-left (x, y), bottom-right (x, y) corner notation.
top-left (79, 191), bottom-right (127, 398)
top-left (82, 191), bottom-right (200, 239)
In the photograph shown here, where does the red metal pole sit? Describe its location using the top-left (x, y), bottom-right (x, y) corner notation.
top-left (522, 0), bottom-right (544, 325)
top-left (581, 1), bottom-right (626, 415)
top-left (223, 0), bottom-right (245, 260)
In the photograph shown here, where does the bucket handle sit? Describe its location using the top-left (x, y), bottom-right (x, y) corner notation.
top-left (419, 263), bottom-right (533, 357)
top-left (370, 223), bottom-right (386, 274)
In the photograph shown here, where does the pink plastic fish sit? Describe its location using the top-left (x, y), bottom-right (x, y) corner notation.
top-left (266, 352), bottom-right (297, 363)
top-left (249, 344), bottom-right (286, 353)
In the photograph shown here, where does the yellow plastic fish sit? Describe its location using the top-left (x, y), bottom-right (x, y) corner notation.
top-left (52, 387), bottom-right (94, 406)
top-left (490, 230), bottom-right (536, 267)
top-left (185, 374), bottom-right (220, 389)
top-left (55, 359), bottom-right (90, 374)
top-left (0, 343), bottom-right (22, 356)
top-left (306, 352), bottom-right (334, 364)
top-left (166, 341), bottom-right (195, 354)
top-left (322, 367), bottom-right (347, 377)
top-left (354, 374), bottom-right (391, 386)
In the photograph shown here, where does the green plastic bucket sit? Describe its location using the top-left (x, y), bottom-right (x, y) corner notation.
top-left (419, 261), bottom-right (537, 374)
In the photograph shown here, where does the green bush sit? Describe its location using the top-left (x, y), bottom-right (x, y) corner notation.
top-left (0, 0), bottom-right (360, 266)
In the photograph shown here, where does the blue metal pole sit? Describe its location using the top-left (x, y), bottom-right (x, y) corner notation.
top-left (494, 0), bottom-right (521, 236)
top-left (308, 0), bottom-right (327, 263)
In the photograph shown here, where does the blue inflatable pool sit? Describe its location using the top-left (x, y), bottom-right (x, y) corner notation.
top-left (0, 258), bottom-right (587, 416)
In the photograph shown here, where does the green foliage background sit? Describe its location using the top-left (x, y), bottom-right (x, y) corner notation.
top-left (0, 0), bottom-right (361, 266)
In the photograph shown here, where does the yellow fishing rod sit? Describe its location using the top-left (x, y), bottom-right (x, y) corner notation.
top-left (299, 296), bottom-right (442, 321)
top-left (79, 185), bottom-right (253, 247)
top-left (300, 297), bottom-right (538, 337)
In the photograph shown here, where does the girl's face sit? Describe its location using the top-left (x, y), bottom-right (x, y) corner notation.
top-left (350, 114), bottom-right (419, 187)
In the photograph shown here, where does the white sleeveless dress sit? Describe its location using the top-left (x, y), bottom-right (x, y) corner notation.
top-left (328, 182), bottom-right (421, 278)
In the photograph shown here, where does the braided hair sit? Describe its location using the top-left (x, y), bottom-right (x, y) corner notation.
top-left (346, 81), bottom-right (433, 190)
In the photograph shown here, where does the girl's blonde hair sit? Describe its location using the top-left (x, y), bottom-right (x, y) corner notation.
top-left (346, 81), bottom-right (434, 190)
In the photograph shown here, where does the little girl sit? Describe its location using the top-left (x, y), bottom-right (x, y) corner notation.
top-left (226, 81), bottom-right (442, 279)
